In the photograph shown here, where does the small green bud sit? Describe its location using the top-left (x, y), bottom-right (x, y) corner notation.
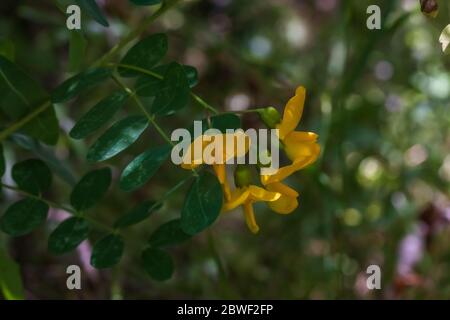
top-left (258, 107), bottom-right (281, 129)
top-left (234, 165), bottom-right (253, 188)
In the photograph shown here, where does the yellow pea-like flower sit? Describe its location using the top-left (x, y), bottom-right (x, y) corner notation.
top-left (259, 86), bottom-right (320, 215)
top-left (179, 132), bottom-right (251, 202)
top-left (223, 185), bottom-right (281, 234)
top-left (262, 86), bottom-right (320, 185)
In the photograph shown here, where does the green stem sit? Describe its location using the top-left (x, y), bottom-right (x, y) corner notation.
top-left (190, 93), bottom-right (219, 114)
top-left (111, 74), bottom-right (174, 146)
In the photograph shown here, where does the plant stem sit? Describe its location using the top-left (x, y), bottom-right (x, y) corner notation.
top-left (111, 74), bottom-right (174, 146)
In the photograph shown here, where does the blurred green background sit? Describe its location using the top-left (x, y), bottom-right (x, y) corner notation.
top-left (1, 0), bottom-right (450, 299)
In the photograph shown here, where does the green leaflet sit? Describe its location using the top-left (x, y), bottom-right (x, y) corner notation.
top-left (119, 144), bottom-right (172, 192)
top-left (180, 171), bottom-right (223, 235)
top-left (141, 247), bottom-right (174, 281)
top-left (87, 115), bottom-right (149, 162)
top-left (70, 167), bottom-right (111, 211)
top-left (11, 158), bottom-right (52, 195)
top-left (118, 34), bottom-right (168, 77)
top-left (0, 56), bottom-right (59, 145)
top-left (51, 67), bottom-right (112, 103)
top-left (91, 234), bottom-right (124, 269)
top-left (152, 62), bottom-right (190, 116)
top-left (0, 198), bottom-right (49, 237)
top-left (70, 91), bottom-right (129, 140)
top-left (48, 217), bottom-right (90, 255)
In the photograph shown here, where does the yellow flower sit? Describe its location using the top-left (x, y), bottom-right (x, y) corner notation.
top-left (262, 86), bottom-right (320, 185)
top-left (180, 132), bottom-right (251, 201)
top-left (223, 185), bottom-right (281, 234)
top-left (259, 86), bottom-right (320, 214)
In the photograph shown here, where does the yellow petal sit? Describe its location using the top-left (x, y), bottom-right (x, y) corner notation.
top-left (284, 131), bottom-right (320, 161)
top-left (268, 193), bottom-right (298, 214)
top-left (285, 131), bottom-right (318, 143)
top-left (261, 150), bottom-right (319, 185)
top-left (243, 202), bottom-right (259, 234)
top-left (265, 181), bottom-right (299, 214)
top-left (213, 164), bottom-right (231, 201)
top-left (276, 86), bottom-right (306, 140)
top-left (222, 187), bottom-right (250, 211)
top-left (181, 132), bottom-right (251, 168)
top-left (265, 181), bottom-right (299, 198)
top-left (248, 185), bottom-right (281, 202)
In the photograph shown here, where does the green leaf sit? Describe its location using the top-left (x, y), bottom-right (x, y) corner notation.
top-left (155, 64), bottom-right (198, 88)
top-left (69, 31), bottom-right (87, 73)
top-left (119, 144), bottom-right (171, 192)
top-left (48, 217), bottom-right (90, 255)
top-left (135, 64), bottom-right (198, 97)
top-left (12, 159), bottom-right (52, 195)
top-left (10, 134), bottom-right (77, 186)
top-left (148, 219), bottom-right (191, 248)
top-left (87, 115), bottom-right (148, 162)
top-left (70, 91), bottom-right (129, 140)
top-left (91, 234), bottom-right (124, 269)
top-left (70, 167), bottom-right (111, 211)
top-left (0, 247), bottom-right (24, 300)
top-left (130, 0), bottom-right (162, 5)
top-left (114, 201), bottom-right (162, 229)
top-left (51, 67), bottom-right (112, 103)
top-left (118, 34), bottom-right (168, 77)
top-left (0, 198), bottom-right (49, 236)
top-left (0, 144), bottom-right (5, 178)
top-left (152, 62), bottom-right (190, 116)
top-left (210, 114), bottom-right (241, 133)
top-left (180, 171), bottom-right (223, 235)
top-left (141, 247), bottom-right (174, 281)
top-left (75, 0), bottom-right (109, 27)
top-left (0, 56), bottom-right (59, 145)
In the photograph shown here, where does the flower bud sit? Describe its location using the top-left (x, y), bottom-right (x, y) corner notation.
top-left (258, 107), bottom-right (281, 129)
top-left (234, 165), bottom-right (253, 188)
